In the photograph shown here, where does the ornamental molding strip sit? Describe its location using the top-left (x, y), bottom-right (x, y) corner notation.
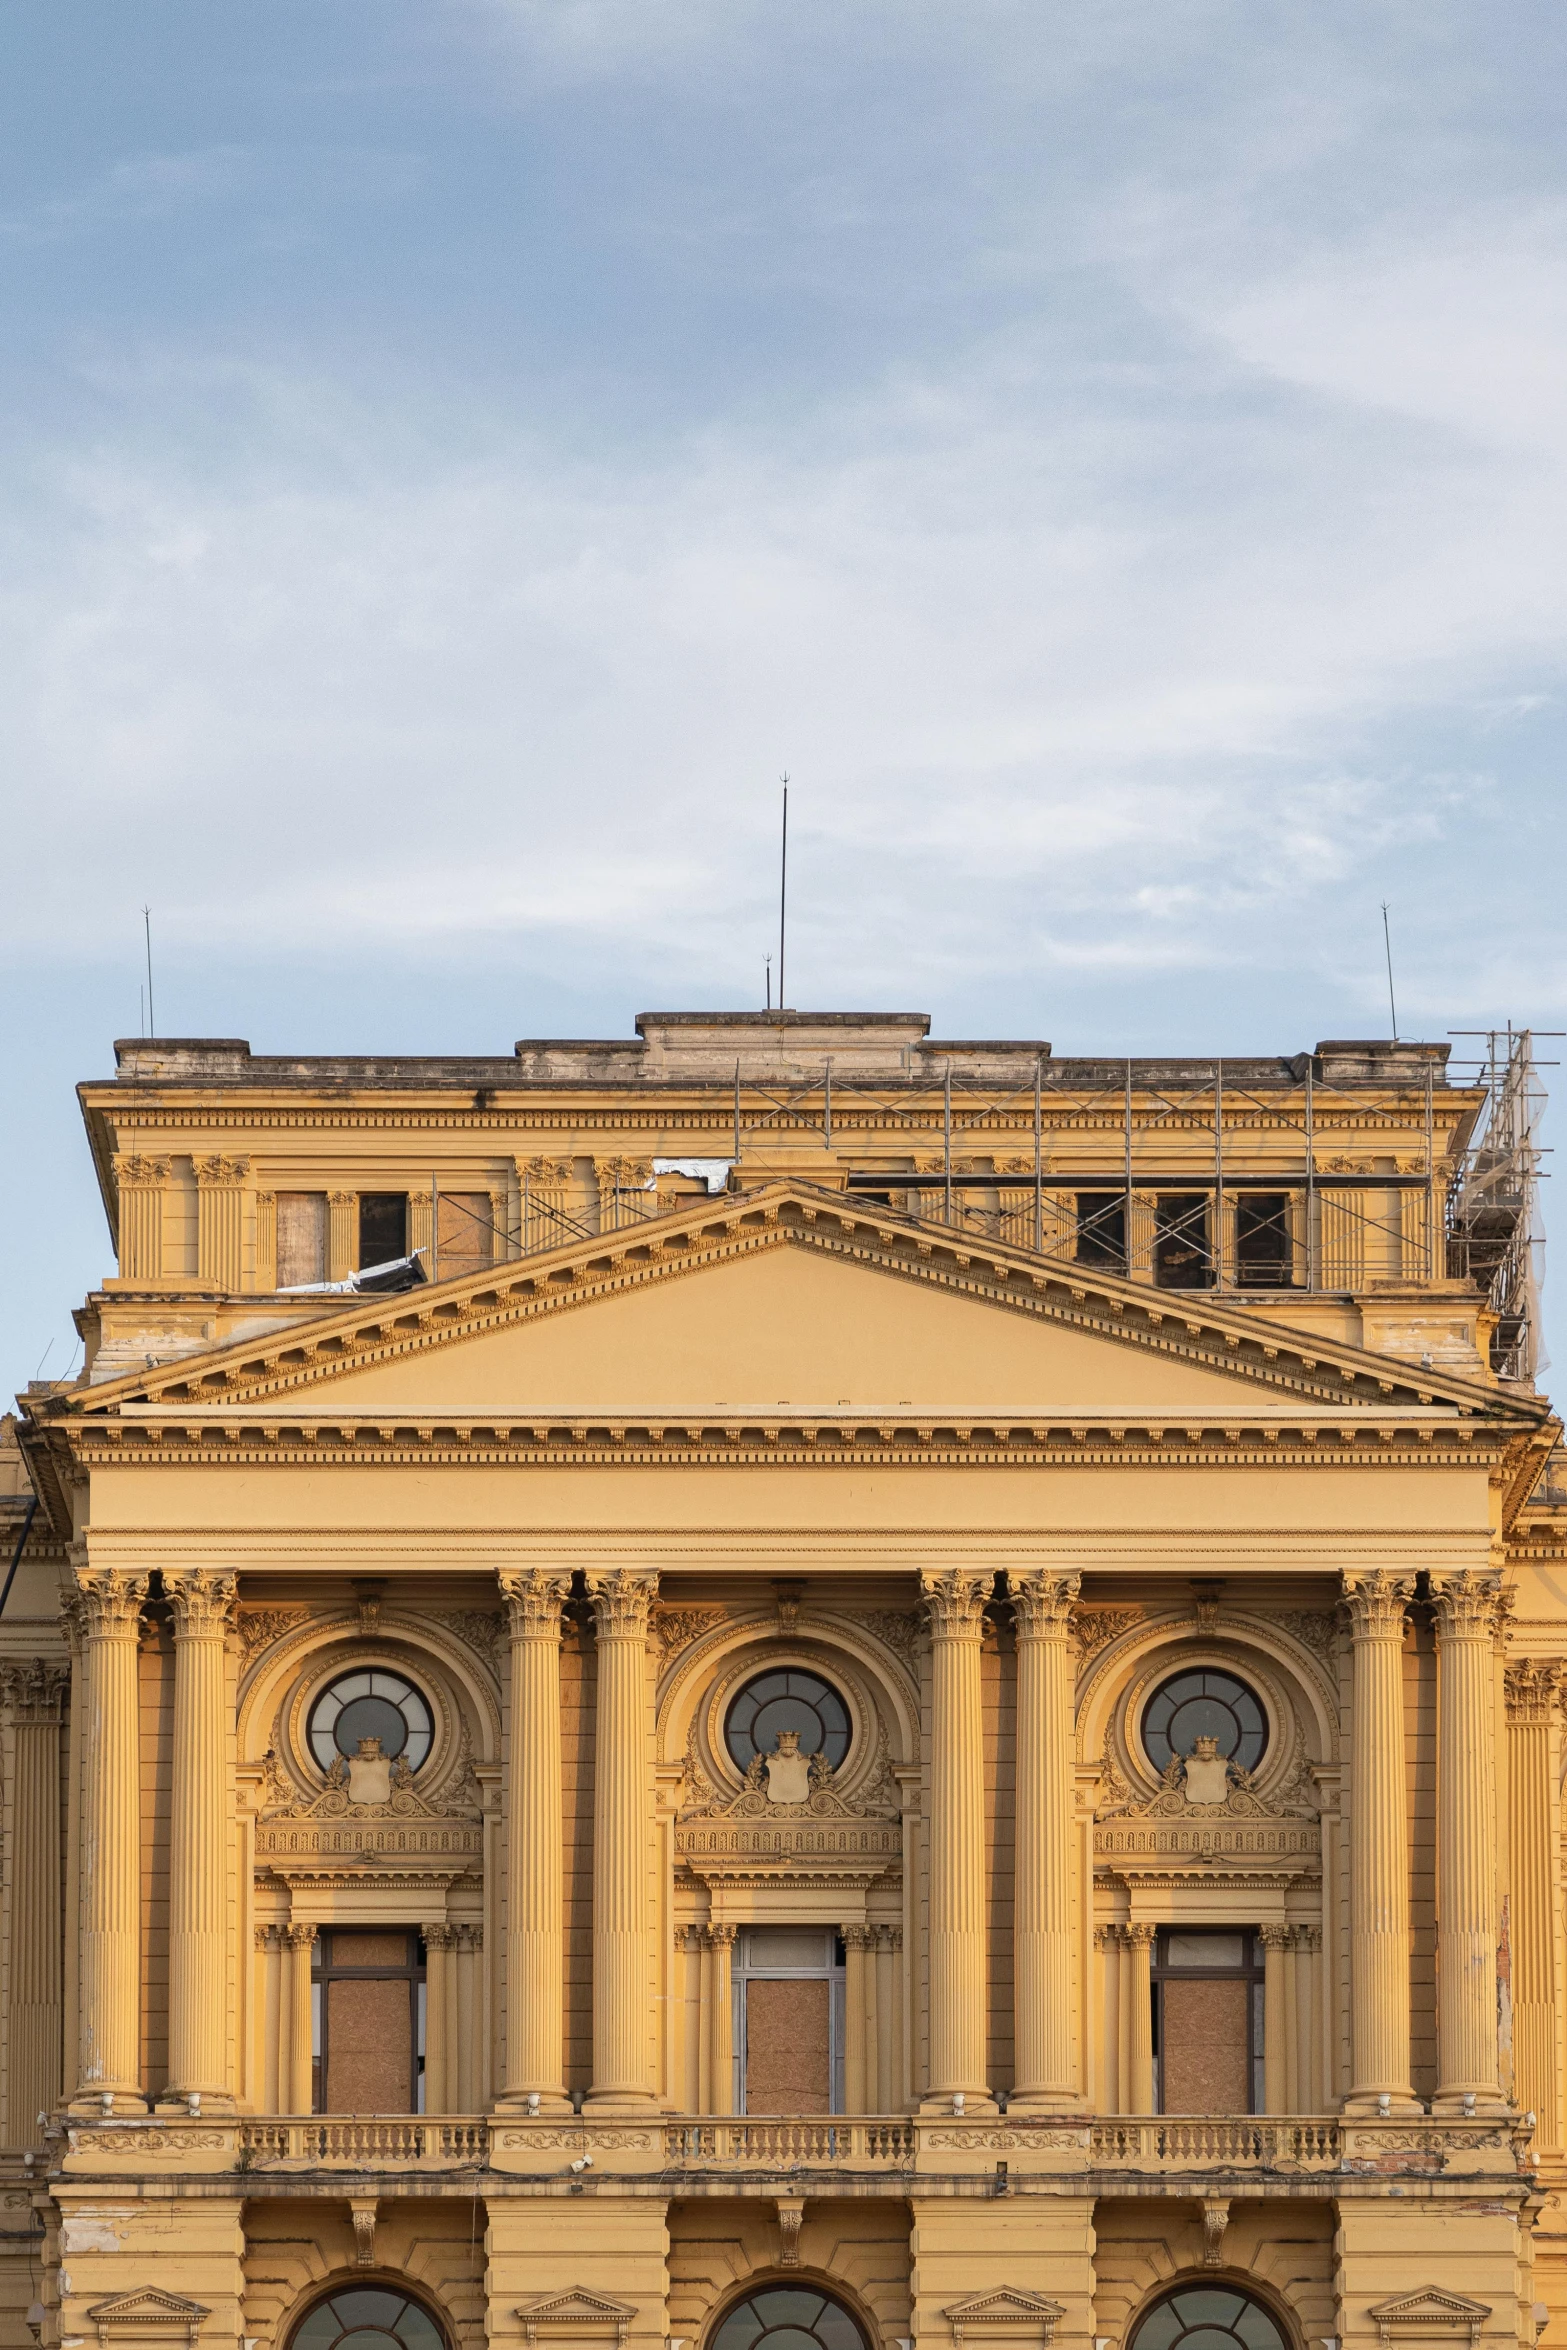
top-left (255, 1741), bottom-right (483, 1879)
top-left (942, 2290), bottom-right (1066, 2349)
top-left (1367, 2292), bottom-right (1491, 2350)
top-left (675, 1738), bottom-right (902, 1889)
top-left (1095, 1729), bottom-right (1321, 1884)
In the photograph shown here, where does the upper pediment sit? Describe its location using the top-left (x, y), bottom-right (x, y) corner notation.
top-left (40, 1185), bottom-right (1527, 1431)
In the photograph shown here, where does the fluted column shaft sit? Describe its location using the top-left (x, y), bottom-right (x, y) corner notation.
top-left (920, 1568), bottom-right (991, 2104)
top-left (707, 1925), bottom-right (735, 2115)
top-left (423, 1924), bottom-right (454, 2112)
top-left (1261, 1925), bottom-right (1289, 2114)
top-left (1343, 1569), bottom-right (1416, 2108)
top-left (1128, 1925), bottom-right (1155, 2112)
top-left (497, 1568), bottom-right (572, 2108)
top-left (74, 1566), bottom-right (148, 2108)
top-left (287, 1924), bottom-right (316, 2112)
top-left (164, 1571), bottom-right (236, 2104)
top-left (1431, 1570), bottom-right (1505, 2104)
top-left (1008, 1568), bottom-right (1082, 2109)
top-left (586, 1567), bottom-right (658, 2106)
top-left (0, 1662), bottom-right (68, 2141)
top-left (843, 1926), bottom-right (873, 2114)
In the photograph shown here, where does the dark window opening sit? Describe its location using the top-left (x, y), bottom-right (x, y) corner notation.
top-left (1154, 1194), bottom-right (1211, 1288)
top-left (311, 1928), bottom-right (425, 2114)
top-left (1128, 2286), bottom-right (1286, 2350)
top-left (1235, 1192), bottom-right (1293, 1287)
top-left (1076, 1191), bottom-right (1126, 1270)
top-left (1151, 1928), bottom-right (1264, 2114)
top-left (358, 1193), bottom-right (408, 1268)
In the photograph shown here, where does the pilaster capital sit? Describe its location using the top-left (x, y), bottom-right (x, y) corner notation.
top-left (1339, 1569), bottom-right (1415, 1640)
top-left (163, 1570), bottom-right (238, 1638)
top-left (71, 1565), bottom-right (149, 1638)
top-left (842, 1923), bottom-right (876, 1952)
top-left (1259, 1923), bottom-right (1292, 1952)
top-left (0, 1658), bottom-right (69, 1723)
top-left (706, 1922), bottom-right (737, 1950)
top-left (1505, 1657), bottom-right (1567, 1722)
top-left (584, 1566), bottom-right (659, 1637)
top-left (1007, 1568), bottom-right (1082, 1637)
top-left (285, 1922), bottom-right (318, 1951)
top-left (112, 1153), bottom-right (170, 1189)
top-left (423, 1923), bottom-right (457, 1951)
top-left (919, 1567), bottom-right (992, 1639)
top-left (497, 1568), bottom-right (573, 1638)
top-left (1428, 1569), bottom-right (1510, 1642)
top-left (194, 1155), bottom-right (250, 1188)
top-left (1126, 1921), bottom-right (1156, 1948)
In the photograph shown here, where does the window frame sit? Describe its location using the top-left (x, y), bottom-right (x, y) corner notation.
top-left (311, 1927), bottom-right (427, 2116)
top-left (1150, 1927), bottom-right (1265, 2115)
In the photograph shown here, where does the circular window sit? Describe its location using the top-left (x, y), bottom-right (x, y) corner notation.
top-left (711, 2287), bottom-right (868, 2350)
top-left (1142, 1669), bottom-right (1266, 1775)
top-left (290, 2290), bottom-right (446, 2350)
top-left (724, 1670), bottom-right (851, 1772)
top-left (308, 1670), bottom-right (433, 1774)
top-left (1129, 2287), bottom-right (1286, 2350)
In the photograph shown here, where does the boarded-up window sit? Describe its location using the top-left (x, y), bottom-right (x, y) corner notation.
top-left (359, 1194), bottom-right (408, 1268)
top-left (436, 1192), bottom-right (493, 1278)
top-left (745, 1979), bottom-right (830, 2114)
top-left (276, 1192), bottom-right (327, 1288)
top-left (313, 1929), bottom-right (423, 2113)
top-left (1153, 1929), bottom-right (1262, 2114)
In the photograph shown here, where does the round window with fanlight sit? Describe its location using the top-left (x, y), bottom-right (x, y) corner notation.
top-left (308, 1669), bottom-right (433, 1774)
top-left (290, 2290), bottom-right (447, 2350)
top-left (1141, 1668), bottom-right (1267, 1776)
top-left (1129, 2287), bottom-right (1287, 2350)
top-left (724, 1669), bottom-right (851, 1773)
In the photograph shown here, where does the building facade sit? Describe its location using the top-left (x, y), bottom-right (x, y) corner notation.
top-left (6, 1011), bottom-right (1567, 2350)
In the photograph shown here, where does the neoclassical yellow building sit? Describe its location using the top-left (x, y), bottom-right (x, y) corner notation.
top-left (6, 1011), bottom-right (1567, 2350)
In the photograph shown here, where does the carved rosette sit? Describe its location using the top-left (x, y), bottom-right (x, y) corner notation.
top-left (72, 1567), bottom-right (149, 1638)
top-left (1010, 1570), bottom-right (1081, 1640)
top-left (498, 1569), bottom-right (573, 1639)
top-left (164, 1571), bottom-right (237, 1639)
top-left (919, 1568), bottom-right (991, 1640)
top-left (585, 1567), bottom-right (659, 1639)
top-left (0, 1659), bottom-right (69, 1723)
top-left (1339, 1570), bottom-right (1415, 1641)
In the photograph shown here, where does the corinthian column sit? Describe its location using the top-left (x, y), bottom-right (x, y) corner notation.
top-left (496, 1568), bottom-right (572, 2112)
top-left (1430, 1569), bottom-right (1506, 2109)
top-left (163, 1570), bottom-right (236, 2107)
top-left (1008, 1568), bottom-right (1082, 2111)
top-left (1342, 1569), bottom-right (1418, 2113)
top-left (920, 1567), bottom-right (992, 2109)
top-left (0, 1661), bottom-right (68, 2142)
top-left (585, 1566), bottom-right (658, 2108)
top-left (72, 1564), bottom-right (148, 2112)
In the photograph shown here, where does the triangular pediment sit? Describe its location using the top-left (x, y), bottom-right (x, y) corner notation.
top-left (944, 2290), bottom-right (1066, 2325)
top-left (1368, 2292), bottom-right (1491, 2326)
top-left (517, 2290), bottom-right (638, 2324)
top-left (88, 2288), bottom-right (209, 2324)
top-left (38, 1187), bottom-right (1540, 1466)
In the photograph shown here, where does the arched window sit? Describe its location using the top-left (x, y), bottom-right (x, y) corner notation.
top-left (1141, 1669), bottom-right (1266, 1776)
top-left (725, 1671), bottom-right (850, 1772)
top-left (291, 2289), bottom-right (446, 2350)
top-left (1129, 2286), bottom-right (1288, 2350)
top-left (309, 1670), bottom-right (433, 1773)
top-left (711, 2286), bottom-right (868, 2350)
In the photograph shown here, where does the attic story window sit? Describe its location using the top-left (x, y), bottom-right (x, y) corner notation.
top-left (359, 1194), bottom-right (408, 1269)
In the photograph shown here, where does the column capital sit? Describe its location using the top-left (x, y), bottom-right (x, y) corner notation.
top-left (1428, 1569), bottom-right (1509, 1641)
top-left (194, 1154), bottom-right (250, 1188)
top-left (71, 1566), bottom-right (149, 1637)
top-left (423, 1922), bottom-right (457, 1951)
top-left (585, 1566), bottom-right (659, 1636)
top-left (1260, 1923), bottom-right (1293, 1951)
top-left (1126, 1921), bottom-right (1156, 1947)
top-left (0, 1658), bottom-right (69, 1724)
top-left (842, 1922), bottom-right (876, 1952)
top-left (285, 1921), bottom-right (318, 1951)
top-left (498, 1567), bottom-right (573, 1636)
top-left (919, 1566), bottom-right (991, 1637)
top-left (706, 1921), bottom-right (737, 1950)
top-left (1007, 1568), bottom-right (1081, 1636)
top-left (1339, 1569), bottom-right (1415, 1639)
top-left (163, 1569), bottom-right (237, 1637)
top-left (1505, 1656), bottom-right (1567, 1722)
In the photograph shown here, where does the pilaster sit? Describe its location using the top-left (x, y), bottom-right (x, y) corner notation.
top-left (1505, 1657), bottom-right (1566, 2148)
top-left (111, 1156), bottom-right (168, 1282)
top-left (0, 1659), bottom-right (67, 2146)
top-left (194, 1157), bottom-right (248, 1290)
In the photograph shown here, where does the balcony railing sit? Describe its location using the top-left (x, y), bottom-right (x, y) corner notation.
top-left (1089, 2118), bottom-right (1340, 2170)
top-left (665, 2119), bottom-right (916, 2168)
top-left (239, 2119), bottom-right (488, 2168)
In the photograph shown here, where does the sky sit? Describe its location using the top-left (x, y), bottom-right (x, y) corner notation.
top-left (3, 2), bottom-right (1566, 1388)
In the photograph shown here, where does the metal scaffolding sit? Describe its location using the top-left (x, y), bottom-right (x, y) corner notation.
top-left (1446, 1029), bottom-right (1553, 1381)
